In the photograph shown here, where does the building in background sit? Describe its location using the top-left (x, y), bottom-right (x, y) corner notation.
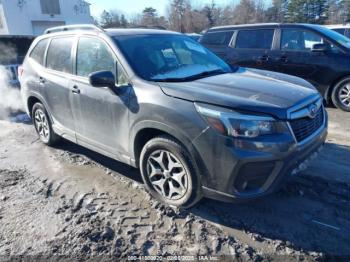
top-left (0, 0), bottom-right (93, 36)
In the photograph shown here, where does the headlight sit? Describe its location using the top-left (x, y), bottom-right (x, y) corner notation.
top-left (195, 103), bottom-right (286, 138)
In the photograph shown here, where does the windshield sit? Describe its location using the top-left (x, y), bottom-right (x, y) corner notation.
top-left (315, 25), bottom-right (350, 49)
top-left (113, 34), bottom-right (232, 82)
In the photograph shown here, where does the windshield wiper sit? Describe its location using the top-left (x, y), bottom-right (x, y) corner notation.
top-left (187, 69), bottom-right (228, 80)
top-left (152, 69), bottom-right (228, 82)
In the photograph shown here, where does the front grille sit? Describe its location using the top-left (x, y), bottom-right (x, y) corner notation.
top-left (289, 107), bottom-right (324, 142)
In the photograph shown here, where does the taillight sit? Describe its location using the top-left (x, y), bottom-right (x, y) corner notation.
top-left (18, 66), bottom-right (24, 77)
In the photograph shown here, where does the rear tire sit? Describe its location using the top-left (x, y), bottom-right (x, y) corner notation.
top-left (139, 136), bottom-right (202, 208)
top-left (331, 77), bottom-right (350, 112)
top-left (32, 103), bottom-right (61, 146)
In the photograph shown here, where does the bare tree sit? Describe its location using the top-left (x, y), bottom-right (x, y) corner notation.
top-left (100, 10), bottom-right (125, 28)
top-left (129, 13), bottom-right (142, 27)
top-left (100, 10), bottom-right (113, 28)
top-left (168, 0), bottom-right (188, 32)
top-left (255, 0), bottom-right (266, 22)
top-left (190, 9), bottom-right (209, 32)
top-left (99, 0), bottom-right (343, 32)
top-left (202, 0), bottom-right (217, 27)
top-left (232, 0), bottom-right (257, 24)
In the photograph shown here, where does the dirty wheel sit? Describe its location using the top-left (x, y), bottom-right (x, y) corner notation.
top-left (332, 77), bottom-right (350, 112)
top-left (140, 136), bottom-right (202, 208)
top-left (32, 103), bottom-right (61, 145)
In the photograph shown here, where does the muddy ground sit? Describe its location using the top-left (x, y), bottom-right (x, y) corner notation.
top-left (0, 108), bottom-right (349, 261)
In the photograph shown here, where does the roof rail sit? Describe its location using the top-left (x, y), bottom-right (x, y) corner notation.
top-left (128, 25), bottom-right (167, 30)
top-left (44, 24), bottom-right (104, 34)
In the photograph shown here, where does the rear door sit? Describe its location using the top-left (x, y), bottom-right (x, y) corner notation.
top-left (228, 28), bottom-right (276, 71)
top-left (200, 30), bottom-right (234, 62)
top-left (41, 36), bottom-right (76, 136)
top-left (70, 36), bottom-right (131, 156)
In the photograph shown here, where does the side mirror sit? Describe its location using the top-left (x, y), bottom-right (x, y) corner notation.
top-left (311, 43), bottom-right (328, 52)
top-left (89, 71), bottom-right (115, 88)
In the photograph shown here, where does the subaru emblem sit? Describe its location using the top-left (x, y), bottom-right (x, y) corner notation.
top-left (308, 104), bottom-right (318, 118)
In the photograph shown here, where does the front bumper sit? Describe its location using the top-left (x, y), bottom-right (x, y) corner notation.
top-left (193, 113), bottom-right (328, 202)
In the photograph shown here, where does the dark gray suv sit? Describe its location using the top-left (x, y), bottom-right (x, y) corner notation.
top-left (19, 25), bottom-right (327, 208)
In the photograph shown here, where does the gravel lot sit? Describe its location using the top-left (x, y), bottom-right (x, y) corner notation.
top-left (0, 108), bottom-right (349, 261)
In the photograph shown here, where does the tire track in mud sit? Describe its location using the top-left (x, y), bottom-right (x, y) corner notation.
top-left (192, 174), bottom-right (350, 257)
top-left (45, 176), bottom-right (245, 259)
top-left (0, 156), bottom-right (342, 260)
top-left (42, 150), bottom-right (329, 260)
top-left (0, 167), bottom-right (260, 260)
top-left (1, 119), bottom-right (348, 260)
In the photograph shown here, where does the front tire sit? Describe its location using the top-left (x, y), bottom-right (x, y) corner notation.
top-left (331, 77), bottom-right (350, 112)
top-left (32, 103), bottom-right (61, 146)
top-left (139, 136), bottom-right (202, 208)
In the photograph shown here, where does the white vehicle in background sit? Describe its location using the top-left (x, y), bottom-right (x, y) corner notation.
top-left (325, 24), bottom-right (350, 38)
top-left (0, 36), bottom-right (34, 88)
top-left (185, 33), bottom-right (202, 41)
top-left (4, 64), bottom-right (20, 88)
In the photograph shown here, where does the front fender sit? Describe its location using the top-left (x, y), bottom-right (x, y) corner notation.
top-left (130, 120), bottom-right (195, 162)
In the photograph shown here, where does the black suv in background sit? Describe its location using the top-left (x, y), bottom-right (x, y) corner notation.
top-left (200, 23), bottom-right (350, 112)
top-left (20, 25), bottom-right (327, 208)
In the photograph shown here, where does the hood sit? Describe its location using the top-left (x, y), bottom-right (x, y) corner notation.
top-left (158, 67), bottom-right (320, 120)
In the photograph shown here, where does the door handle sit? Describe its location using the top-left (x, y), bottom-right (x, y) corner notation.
top-left (257, 55), bottom-right (269, 65)
top-left (279, 55), bottom-right (288, 63)
top-left (257, 55), bottom-right (269, 62)
top-left (72, 85), bottom-right (80, 94)
top-left (39, 76), bottom-right (46, 84)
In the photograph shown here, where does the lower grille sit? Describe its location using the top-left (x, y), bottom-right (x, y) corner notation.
top-left (234, 161), bottom-right (275, 193)
top-left (289, 107), bottom-right (324, 142)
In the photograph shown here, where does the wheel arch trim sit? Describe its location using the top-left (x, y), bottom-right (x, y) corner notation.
top-left (129, 120), bottom-right (207, 172)
top-left (26, 92), bottom-right (58, 127)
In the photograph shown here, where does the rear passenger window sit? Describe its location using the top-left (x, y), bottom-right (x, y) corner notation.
top-left (201, 31), bottom-right (233, 46)
top-left (46, 37), bottom-right (73, 73)
top-left (235, 29), bottom-right (274, 49)
top-left (30, 39), bottom-right (48, 65)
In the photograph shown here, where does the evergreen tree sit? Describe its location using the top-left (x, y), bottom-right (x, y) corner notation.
top-left (286, 0), bottom-right (306, 22)
top-left (286, 0), bottom-right (328, 24)
top-left (120, 14), bottom-right (128, 28)
top-left (266, 0), bottom-right (289, 22)
top-left (339, 0), bottom-right (350, 22)
top-left (100, 10), bottom-right (113, 28)
top-left (142, 7), bottom-right (158, 26)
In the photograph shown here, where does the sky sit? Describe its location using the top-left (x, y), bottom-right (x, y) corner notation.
top-left (88, 0), bottom-right (234, 18)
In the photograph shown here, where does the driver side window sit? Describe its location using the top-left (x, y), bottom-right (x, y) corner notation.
top-left (77, 37), bottom-right (128, 86)
top-left (281, 29), bottom-right (341, 53)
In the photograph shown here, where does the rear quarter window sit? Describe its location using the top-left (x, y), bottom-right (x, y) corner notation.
top-left (30, 39), bottom-right (49, 65)
top-left (235, 29), bottom-right (274, 49)
top-left (201, 31), bottom-right (234, 46)
top-left (46, 37), bottom-right (74, 74)
top-left (332, 28), bottom-right (346, 35)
